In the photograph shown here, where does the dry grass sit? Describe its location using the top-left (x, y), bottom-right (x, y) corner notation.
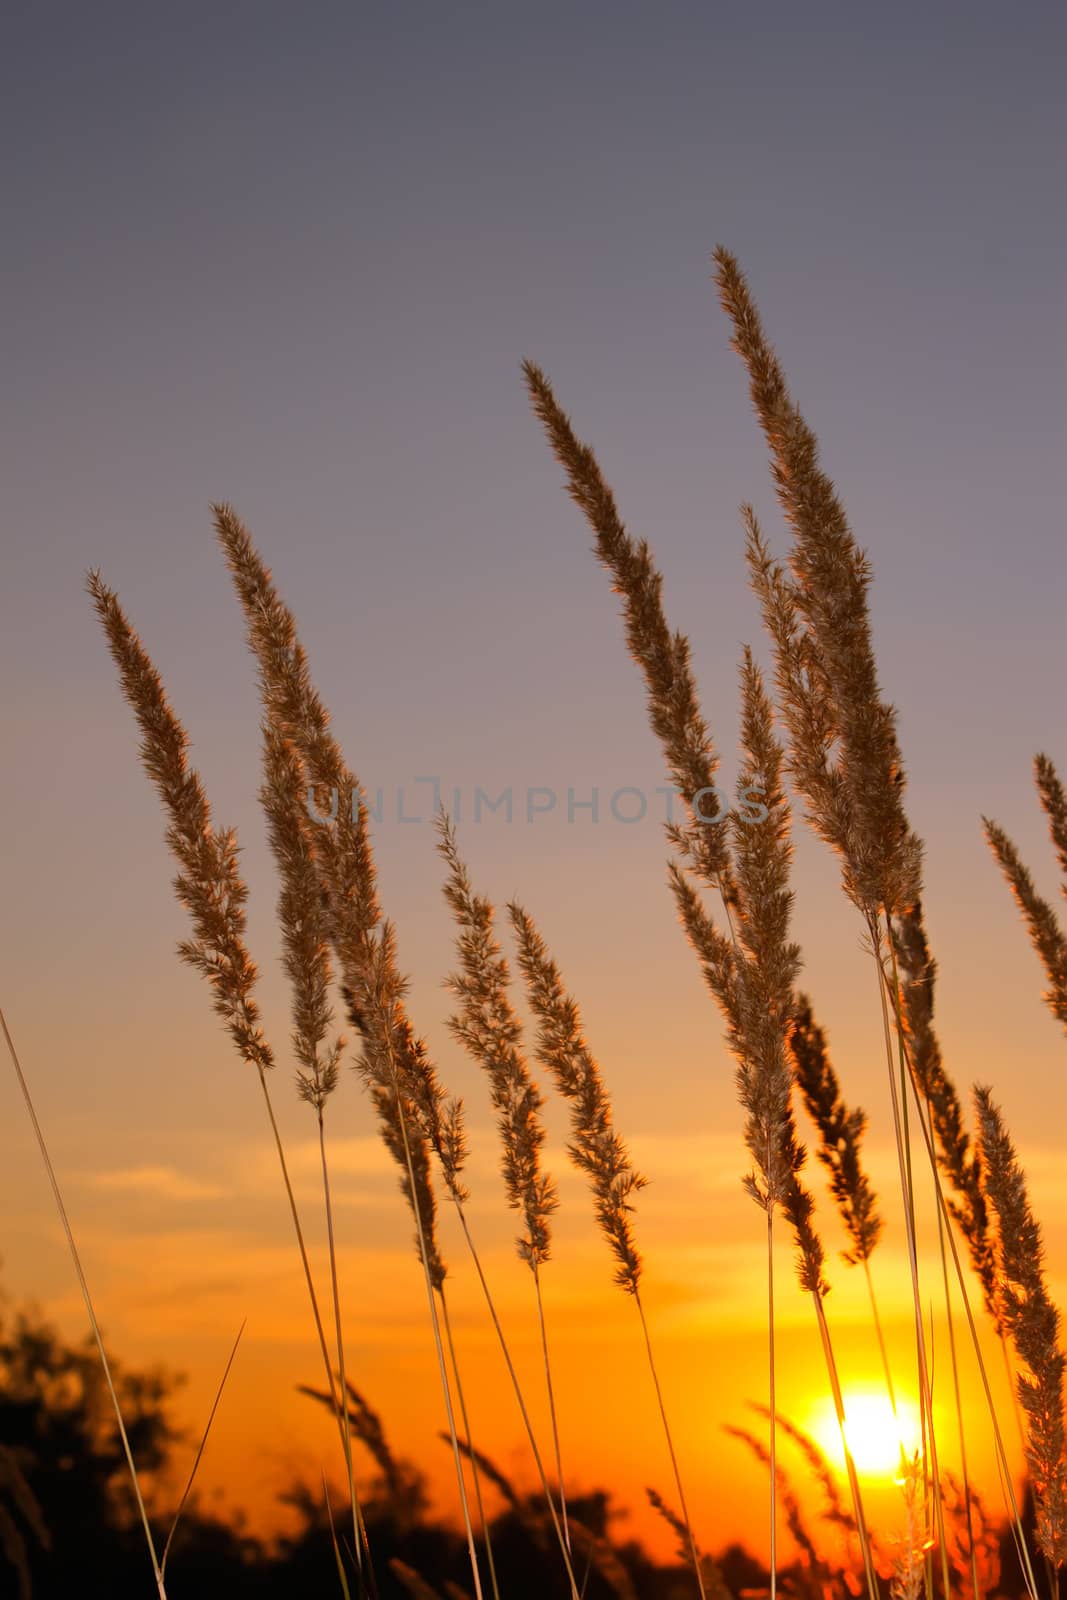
top-left (8, 249), bottom-right (1067, 1600)
top-left (985, 754), bottom-right (1067, 1035)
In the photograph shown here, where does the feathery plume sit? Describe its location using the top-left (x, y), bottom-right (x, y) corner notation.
top-left (892, 904), bottom-right (999, 1318)
top-left (974, 1086), bottom-right (1067, 1568)
top-left (1036, 754), bottom-right (1067, 887)
top-left (789, 996), bottom-right (882, 1267)
top-left (715, 252), bottom-right (922, 920)
top-left (508, 902), bottom-right (646, 1295)
top-left (213, 504), bottom-right (462, 1253)
top-left (985, 759), bottom-right (1067, 1035)
top-left (214, 503), bottom-right (487, 1597)
top-left (88, 571), bottom-right (272, 1073)
top-left (260, 721), bottom-right (343, 1108)
top-left (437, 814), bottom-right (556, 1268)
top-left (671, 652), bottom-right (824, 1296)
top-left (522, 359), bottom-right (736, 900)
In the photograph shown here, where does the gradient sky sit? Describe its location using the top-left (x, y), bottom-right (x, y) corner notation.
top-left (2, 0), bottom-right (1066, 1568)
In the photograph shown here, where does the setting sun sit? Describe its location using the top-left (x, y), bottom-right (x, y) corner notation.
top-left (808, 1390), bottom-right (922, 1480)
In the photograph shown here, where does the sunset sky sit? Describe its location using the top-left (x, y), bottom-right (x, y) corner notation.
top-left (2, 0), bottom-right (1066, 1571)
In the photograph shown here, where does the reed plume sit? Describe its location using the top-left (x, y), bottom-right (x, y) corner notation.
top-left (720, 263), bottom-right (992, 1303)
top-left (86, 573), bottom-right (311, 1597)
top-left (670, 652), bottom-right (872, 1600)
top-left (892, 904), bottom-right (998, 1322)
top-left (259, 722), bottom-right (344, 1108)
top-left (90, 568), bottom-right (385, 1591)
top-left (975, 1086), bottom-right (1067, 1573)
top-left (259, 720), bottom-right (379, 1584)
top-left (985, 754), bottom-right (1067, 1035)
top-left (436, 815), bottom-right (557, 1269)
top-left (213, 503), bottom-right (491, 1597)
top-left (1037, 755), bottom-right (1067, 882)
top-left (507, 897), bottom-right (709, 1596)
top-left (789, 995), bottom-right (898, 1412)
top-left (789, 997), bottom-right (881, 1268)
top-left (214, 504), bottom-right (462, 1256)
top-left (714, 251), bottom-right (922, 922)
top-left (88, 572), bottom-right (273, 1076)
top-left (435, 815), bottom-right (567, 1566)
top-left (670, 652), bottom-right (824, 1298)
top-left (521, 358), bottom-right (736, 903)
top-left (218, 504), bottom-right (572, 1587)
top-left (507, 902), bottom-right (646, 1296)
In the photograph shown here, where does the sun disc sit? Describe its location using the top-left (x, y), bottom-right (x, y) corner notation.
top-left (807, 1389), bottom-right (921, 1480)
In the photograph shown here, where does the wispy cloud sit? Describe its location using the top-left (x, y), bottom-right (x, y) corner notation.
top-left (84, 1164), bottom-right (228, 1201)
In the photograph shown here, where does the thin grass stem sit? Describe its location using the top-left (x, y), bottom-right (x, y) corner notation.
top-left (318, 1109), bottom-right (369, 1590)
top-left (868, 914), bottom-right (940, 1599)
top-left (2, 1005), bottom-right (167, 1599)
top-left (871, 965), bottom-right (1041, 1600)
top-left (453, 1204), bottom-right (581, 1599)
top-left (767, 1206), bottom-right (777, 1600)
top-left (862, 1256), bottom-right (898, 1419)
top-left (812, 1294), bottom-right (879, 1600)
top-left (161, 1320), bottom-right (246, 1576)
top-left (532, 1262), bottom-right (570, 1559)
top-left (633, 1288), bottom-right (707, 1600)
top-left (936, 1201), bottom-right (980, 1600)
top-left (253, 1063), bottom-right (376, 1597)
top-left (323, 1468), bottom-right (354, 1600)
top-left (437, 1286), bottom-right (502, 1600)
top-left (379, 1038), bottom-right (484, 1600)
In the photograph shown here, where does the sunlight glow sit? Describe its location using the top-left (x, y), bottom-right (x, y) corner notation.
top-left (807, 1389), bottom-right (922, 1480)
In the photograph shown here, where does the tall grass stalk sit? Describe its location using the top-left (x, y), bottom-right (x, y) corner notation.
top-left (253, 1059), bottom-right (376, 1583)
top-left (260, 717), bottom-right (368, 1588)
top-left (975, 1087), bottom-right (1067, 1590)
top-left (214, 506), bottom-right (487, 1596)
top-left (870, 919), bottom-right (944, 1600)
top-left (450, 1206), bottom-right (582, 1599)
top-left (88, 571), bottom-right (375, 1593)
top-left (437, 1286), bottom-right (501, 1600)
top-left (274, 771), bottom-right (575, 1584)
top-left (632, 1290), bottom-right (708, 1600)
top-left (508, 902), bottom-right (707, 1600)
top-left (380, 1031), bottom-right (486, 1600)
top-left (810, 1293), bottom-right (879, 1600)
top-left (871, 971), bottom-right (1041, 1600)
top-left (766, 1208), bottom-right (777, 1598)
top-left (531, 1264), bottom-right (570, 1557)
top-left (935, 1204), bottom-right (981, 1600)
top-left (317, 1108), bottom-right (369, 1591)
top-left (861, 1257), bottom-right (898, 1417)
top-left (1, 1006), bottom-right (167, 1600)
top-left (161, 1319), bottom-right (246, 1579)
top-left (435, 816), bottom-right (572, 1568)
